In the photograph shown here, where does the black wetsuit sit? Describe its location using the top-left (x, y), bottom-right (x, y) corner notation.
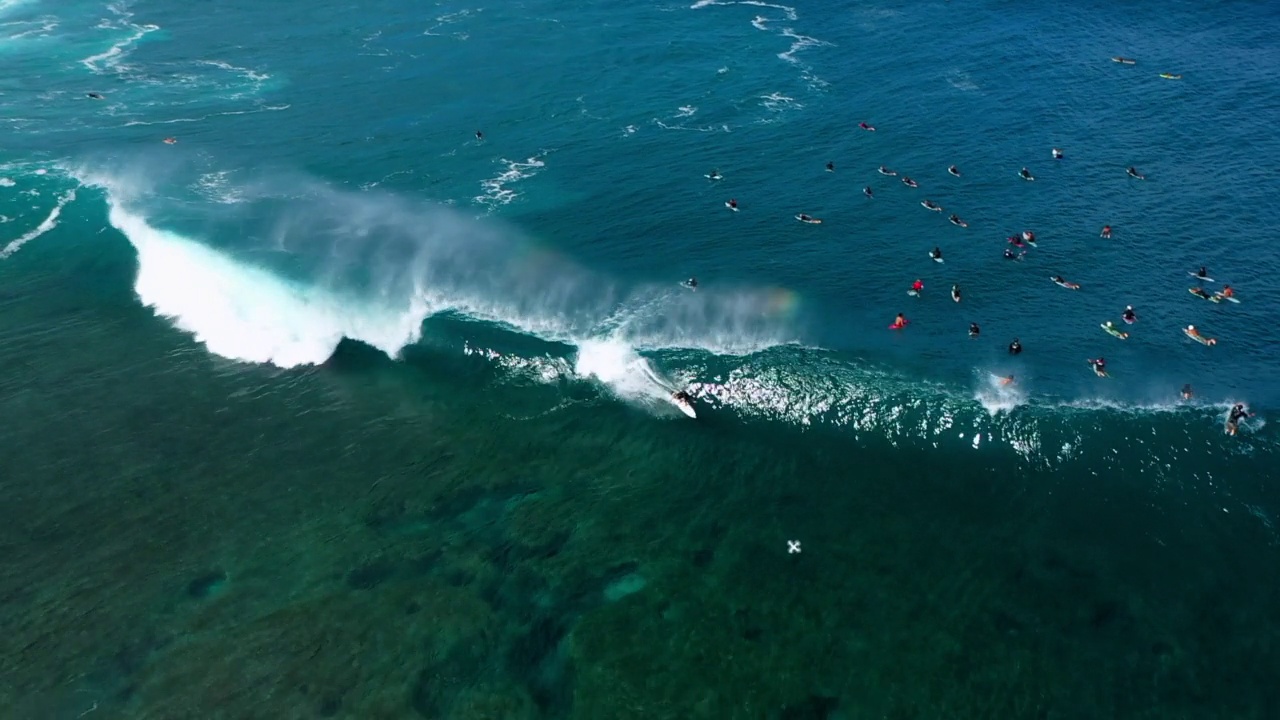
top-left (1229, 407), bottom-right (1249, 424)
top-left (1008, 341), bottom-right (1022, 355)
top-left (1123, 310), bottom-right (1136, 321)
top-left (969, 323), bottom-right (980, 337)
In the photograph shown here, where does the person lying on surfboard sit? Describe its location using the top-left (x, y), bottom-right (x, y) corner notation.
top-left (859, 121), bottom-right (875, 131)
top-left (1190, 287), bottom-right (1212, 300)
top-left (1185, 325), bottom-right (1217, 345)
top-left (863, 186), bottom-right (874, 198)
top-left (1090, 357), bottom-right (1107, 373)
top-left (1051, 275), bottom-right (1080, 289)
top-left (1127, 166), bottom-right (1145, 179)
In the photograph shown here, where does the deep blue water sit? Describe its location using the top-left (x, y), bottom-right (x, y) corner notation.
top-left (3, 0), bottom-right (1280, 716)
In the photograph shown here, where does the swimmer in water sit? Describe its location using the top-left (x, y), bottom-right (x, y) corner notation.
top-left (1000, 375), bottom-right (1015, 386)
top-left (826, 161), bottom-right (835, 172)
top-left (863, 186), bottom-right (874, 198)
top-left (1181, 384), bottom-right (1194, 400)
top-left (891, 313), bottom-right (907, 329)
top-left (1127, 166), bottom-right (1145, 179)
top-left (1100, 225), bottom-right (1112, 239)
top-left (475, 130), bottom-right (484, 141)
top-left (1004, 248), bottom-right (1024, 260)
top-left (969, 322), bottom-right (980, 337)
top-left (163, 137), bottom-right (177, 145)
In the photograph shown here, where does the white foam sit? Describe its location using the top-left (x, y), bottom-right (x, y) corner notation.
top-left (107, 203), bottom-right (431, 367)
top-left (0, 189), bottom-right (75, 260)
top-left (676, 105), bottom-right (697, 117)
top-left (474, 156), bottom-right (545, 209)
top-left (575, 339), bottom-right (678, 413)
top-left (81, 23), bottom-right (159, 74)
top-left (974, 371), bottom-right (1027, 416)
top-left (0, 177), bottom-right (14, 187)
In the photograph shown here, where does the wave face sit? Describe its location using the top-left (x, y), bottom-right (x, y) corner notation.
top-left (74, 167), bottom-right (800, 406)
top-left (41, 164), bottom-right (1270, 476)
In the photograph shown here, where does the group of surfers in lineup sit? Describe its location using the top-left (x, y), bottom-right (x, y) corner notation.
top-left (689, 120), bottom-right (1252, 433)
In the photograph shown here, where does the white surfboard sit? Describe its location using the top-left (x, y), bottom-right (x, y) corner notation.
top-left (930, 254), bottom-right (944, 263)
top-left (725, 202), bottom-right (738, 211)
top-left (706, 174), bottom-right (722, 180)
top-left (907, 290), bottom-right (919, 297)
top-left (1187, 272), bottom-right (1215, 282)
top-left (671, 396), bottom-right (697, 418)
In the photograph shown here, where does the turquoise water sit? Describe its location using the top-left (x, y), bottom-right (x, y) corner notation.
top-left (3, 0), bottom-right (1279, 717)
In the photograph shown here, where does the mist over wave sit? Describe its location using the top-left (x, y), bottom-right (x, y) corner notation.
top-left (70, 164), bottom-right (801, 388)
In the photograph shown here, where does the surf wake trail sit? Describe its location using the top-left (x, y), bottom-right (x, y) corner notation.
top-left (73, 165), bottom-right (799, 400)
top-left (0, 189), bottom-right (76, 260)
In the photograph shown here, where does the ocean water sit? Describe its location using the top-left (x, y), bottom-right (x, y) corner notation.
top-left (2, 0), bottom-right (1279, 717)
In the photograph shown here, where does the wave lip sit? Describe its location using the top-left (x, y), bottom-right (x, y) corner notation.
top-left (77, 165), bottom-right (800, 373)
top-left (107, 204), bottom-right (431, 367)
